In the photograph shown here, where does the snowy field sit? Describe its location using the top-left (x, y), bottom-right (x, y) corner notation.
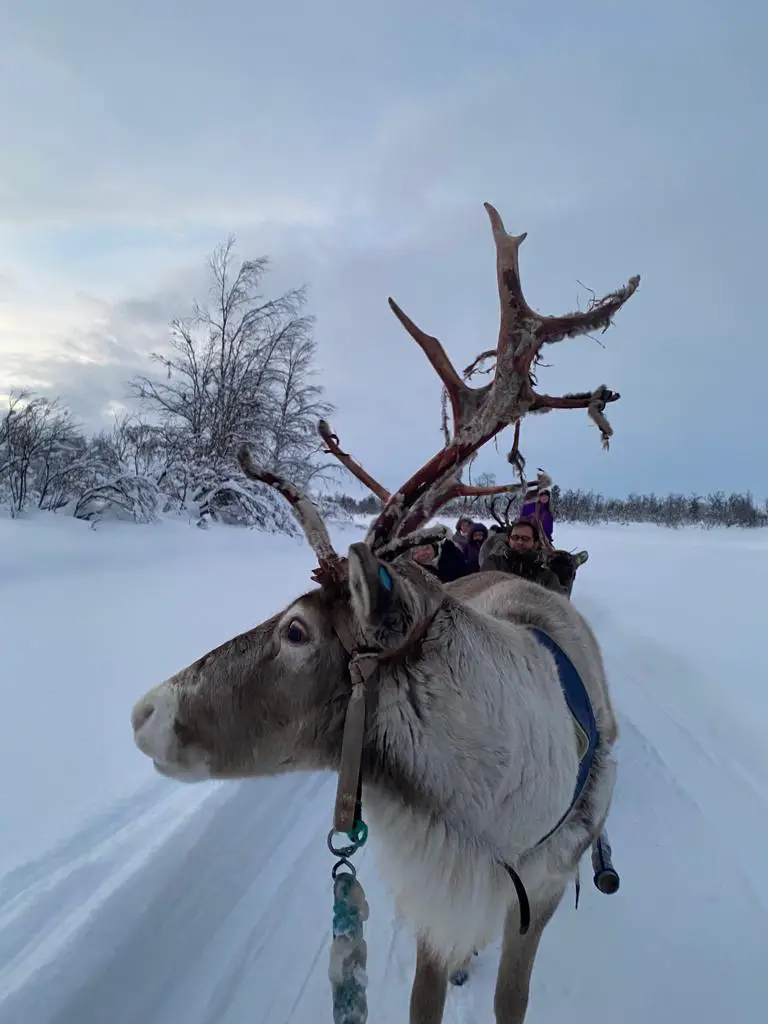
top-left (1, 511), bottom-right (767, 1023)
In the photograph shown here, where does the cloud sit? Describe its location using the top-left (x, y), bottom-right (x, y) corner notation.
top-left (0, 305), bottom-right (169, 428)
top-left (1, 0), bottom-right (766, 497)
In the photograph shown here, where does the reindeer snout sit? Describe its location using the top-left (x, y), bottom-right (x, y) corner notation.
top-left (130, 684), bottom-right (179, 761)
top-left (130, 683), bottom-right (212, 782)
top-left (131, 698), bottom-right (155, 734)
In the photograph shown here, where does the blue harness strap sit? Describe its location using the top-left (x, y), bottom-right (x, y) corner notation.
top-left (529, 627), bottom-right (600, 847)
top-left (500, 626), bottom-right (602, 935)
top-left (500, 628), bottom-right (603, 934)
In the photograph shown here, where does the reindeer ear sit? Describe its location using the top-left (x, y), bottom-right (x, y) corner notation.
top-left (347, 542), bottom-right (397, 627)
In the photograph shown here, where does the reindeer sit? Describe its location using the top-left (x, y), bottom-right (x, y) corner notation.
top-left (483, 491), bottom-right (590, 598)
top-left (130, 202), bottom-right (638, 1024)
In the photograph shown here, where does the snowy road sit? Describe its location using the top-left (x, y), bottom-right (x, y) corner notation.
top-left (2, 715), bottom-right (765, 1024)
top-left (1, 517), bottom-right (767, 1023)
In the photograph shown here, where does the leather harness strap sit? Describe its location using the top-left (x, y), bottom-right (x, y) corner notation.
top-left (331, 608), bottom-right (437, 834)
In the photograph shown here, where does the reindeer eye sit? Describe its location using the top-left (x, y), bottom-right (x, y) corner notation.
top-left (284, 619), bottom-right (308, 645)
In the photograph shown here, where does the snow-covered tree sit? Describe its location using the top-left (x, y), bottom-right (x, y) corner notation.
top-left (73, 413), bottom-right (183, 523)
top-left (129, 236), bottom-right (334, 526)
top-left (0, 391), bottom-right (84, 514)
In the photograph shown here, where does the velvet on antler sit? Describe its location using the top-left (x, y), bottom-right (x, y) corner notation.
top-left (365, 202), bottom-right (638, 552)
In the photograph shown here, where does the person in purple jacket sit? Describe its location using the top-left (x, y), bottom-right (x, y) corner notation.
top-left (520, 488), bottom-right (554, 543)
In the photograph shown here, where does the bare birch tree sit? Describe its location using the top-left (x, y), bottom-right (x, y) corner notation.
top-left (0, 391), bottom-right (82, 514)
top-left (129, 236), bottom-right (333, 525)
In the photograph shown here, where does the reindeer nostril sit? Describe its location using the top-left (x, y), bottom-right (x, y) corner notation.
top-left (131, 701), bottom-right (155, 733)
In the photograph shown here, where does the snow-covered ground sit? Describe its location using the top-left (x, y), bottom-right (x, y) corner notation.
top-left (1, 511), bottom-right (767, 1023)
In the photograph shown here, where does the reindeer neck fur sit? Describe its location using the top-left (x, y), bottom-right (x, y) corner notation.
top-left (349, 589), bottom-right (586, 968)
top-left (361, 595), bottom-right (579, 840)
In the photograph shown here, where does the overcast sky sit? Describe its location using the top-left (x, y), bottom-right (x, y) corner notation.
top-left (1, 0), bottom-right (765, 498)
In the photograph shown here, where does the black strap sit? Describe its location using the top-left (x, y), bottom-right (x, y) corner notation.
top-left (353, 772), bottom-right (363, 831)
top-left (501, 861), bottom-right (531, 934)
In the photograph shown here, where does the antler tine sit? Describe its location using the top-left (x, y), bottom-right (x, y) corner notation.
top-left (237, 445), bottom-right (345, 582)
top-left (386, 298), bottom-right (471, 437)
top-left (530, 385), bottom-right (621, 449)
top-left (317, 420), bottom-right (390, 502)
top-left (483, 202), bottom-right (536, 376)
top-left (484, 202), bottom-right (639, 374)
top-left (489, 494), bottom-right (506, 529)
top-left (365, 202), bottom-right (638, 552)
top-left (506, 420), bottom-right (525, 483)
top-left (452, 470), bottom-right (550, 499)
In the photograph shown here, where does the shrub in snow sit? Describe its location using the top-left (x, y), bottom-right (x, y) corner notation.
top-left (194, 475), bottom-right (300, 534)
top-left (73, 476), bottom-right (162, 524)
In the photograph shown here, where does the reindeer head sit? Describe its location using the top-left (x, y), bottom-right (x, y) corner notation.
top-left (129, 440), bottom-right (452, 784)
top-left (130, 201), bottom-right (638, 784)
top-left (130, 539), bottom-right (449, 782)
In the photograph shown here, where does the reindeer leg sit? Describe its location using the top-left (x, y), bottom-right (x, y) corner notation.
top-left (493, 883), bottom-right (567, 1024)
top-left (410, 936), bottom-right (449, 1024)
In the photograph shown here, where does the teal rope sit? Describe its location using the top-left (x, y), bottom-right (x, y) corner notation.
top-left (347, 819), bottom-right (368, 847)
top-left (329, 870), bottom-right (369, 1024)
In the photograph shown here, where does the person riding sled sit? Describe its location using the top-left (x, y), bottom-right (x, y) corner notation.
top-left (480, 516), bottom-right (564, 594)
top-left (520, 488), bottom-right (554, 544)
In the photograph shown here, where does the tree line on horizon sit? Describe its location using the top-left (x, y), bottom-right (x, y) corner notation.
top-left (330, 483), bottom-right (768, 530)
top-left (1, 237), bottom-right (764, 532)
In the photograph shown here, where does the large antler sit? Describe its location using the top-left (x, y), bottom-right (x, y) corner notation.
top-left (366, 202), bottom-right (639, 553)
top-left (237, 445), bottom-right (346, 586)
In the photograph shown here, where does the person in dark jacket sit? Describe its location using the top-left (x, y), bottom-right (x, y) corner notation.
top-left (479, 517), bottom-right (564, 594)
top-left (520, 488), bottom-right (554, 544)
top-left (452, 516), bottom-right (473, 553)
top-left (411, 537), bottom-right (468, 583)
top-left (463, 522), bottom-right (489, 573)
